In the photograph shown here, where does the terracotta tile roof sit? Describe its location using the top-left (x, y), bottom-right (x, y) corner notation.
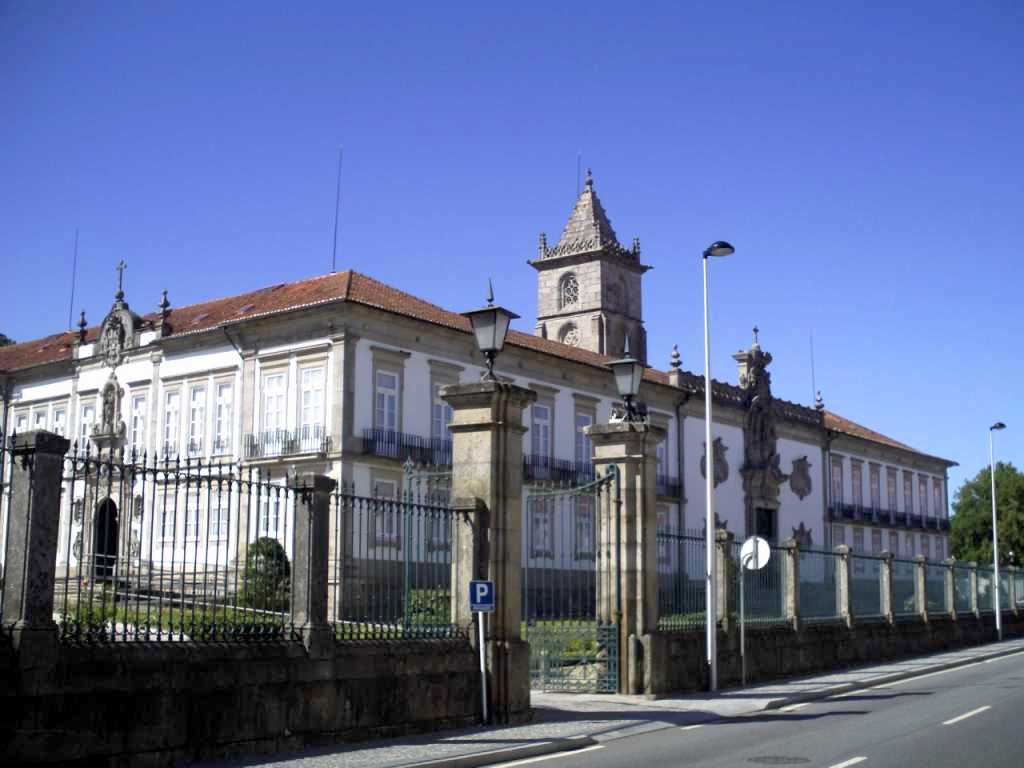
top-left (823, 409), bottom-right (953, 465)
top-left (0, 268), bottom-right (947, 463)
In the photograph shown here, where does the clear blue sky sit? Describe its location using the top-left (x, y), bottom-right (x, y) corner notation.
top-left (2, 1), bottom-right (1021, 501)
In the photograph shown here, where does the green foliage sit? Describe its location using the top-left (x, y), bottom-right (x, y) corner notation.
top-left (404, 588), bottom-right (450, 626)
top-left (950, 462), bottom-right (1024, 566)
top-left (241, 537), bottom-right (291, 611)
top-left (0, 332), bottom-right (13, 347)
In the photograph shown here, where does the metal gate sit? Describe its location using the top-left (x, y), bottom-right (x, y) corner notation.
top-left (523, 466), bottom-right (620, 693)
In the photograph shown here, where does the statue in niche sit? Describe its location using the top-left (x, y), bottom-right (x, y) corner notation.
top-left (700, 437), bottom-right (729, 487)
top-left (789, 456), bottom-right (813, 500)
top-left (92, 373), bottom-right (126, 444)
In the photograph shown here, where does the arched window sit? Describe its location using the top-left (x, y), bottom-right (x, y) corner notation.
top-left (560, 273), bottom-right (579, 308)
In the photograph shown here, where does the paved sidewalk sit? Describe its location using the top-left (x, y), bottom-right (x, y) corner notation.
top-left (196, 637), bottom-right (1024, 768)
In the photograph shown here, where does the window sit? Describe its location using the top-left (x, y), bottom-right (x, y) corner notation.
top-left (853, 527), bottom-right (865, 553)
top-left (431, 383), bottom-right (454, 441)
top-left (214, 383), bottom-right (233, 454)
top-left (33, 410), bottom-right (47, 431)
top-left (871, 529), bottom-right (882, 554)
top-left (300, 366), bottom-right (325, 450)
top-left (374, 370), bottom-right (399, 431)
top-left (831, 457), bottom-right (844, 505)
top-left (851, 461), bottom-right (863, 507)
top-left (574, 412), bottom-right (593, 467)
top-left (184, 499), bottom-right (199, 540)
top-left (53, 407), bottom-right (67, 436)
top-left (656, 439), bottom-right (667, 479)
top-left (922, 535), bottom-right (931, 561)
top-left (918, 475), bottom-right (928, 516)
top-left (262, 373), bottom-right (286, 454)
top-left (869, 465), bottom-right (881, 509)
top-left (886, 468), bottom-right (898, 511)
top-left (15, 412), bottom-right (29, 433)
top-left (371, 480), bottom-right (399, 547)
top-left (163, 391), bottom-right (180, 457)
top-left (79, 403), bottom-right (95, 445)
top-left (560, 273), bottom-right (579, 308)
top-left (210, 499), bottom-right (228, 539)
top-left (833, 524), bottom-right (846, 547)
top-left (161, 504), bottom-right (175, 540)
top-left (889, 531), bottom-right (899, 555)
top-left (574, 496), bottom-right (595, 560)
top-left (130, 395), bottom-right (147, 451)
top-left (903, 473), bottom-right (913, 514)
top-left (935, 537), bottom-right (944, 561)
top-left (932, 480), bottom-right (943, 519)
top-left (531, 404), bottom-right (552, 459)
top-left (756, 508), bottom-right (777, 542)
top-left (530, 497), bottom-right (554, 558)
top-left (258, 490), bottom-right (284, 538)
top-left (656, 504), bottom-right (670, 565)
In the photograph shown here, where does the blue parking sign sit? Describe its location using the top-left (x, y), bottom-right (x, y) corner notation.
top-left (470, 580), bottom-right (495, 612)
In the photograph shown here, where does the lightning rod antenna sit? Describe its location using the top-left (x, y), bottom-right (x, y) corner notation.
top-left (331, 146), bottom-right (343, 273)
top-left (67, 228), bottom-right (79, 331)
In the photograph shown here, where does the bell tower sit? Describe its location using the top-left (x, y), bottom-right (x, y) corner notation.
top-left (529, 171), bottom-right (651, 361)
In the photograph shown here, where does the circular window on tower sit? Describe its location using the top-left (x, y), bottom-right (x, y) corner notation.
top-left (560, 323), bottom-right (581, 347)
top-left (560, 273), bottom-right (579, 308)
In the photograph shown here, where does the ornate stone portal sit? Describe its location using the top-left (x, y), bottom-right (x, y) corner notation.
top-left (734, 328), bottom-right (788, 539)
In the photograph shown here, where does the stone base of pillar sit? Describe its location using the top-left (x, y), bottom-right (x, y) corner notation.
top-left (487, 639), bottom-right (532, 724)
top-left (298, 624), bottom-right (335, 659)
top-left (9, 621), bottom-right (59, 671)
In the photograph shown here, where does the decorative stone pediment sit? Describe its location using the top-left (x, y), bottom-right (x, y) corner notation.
top-left (789, 456), bottom-right (813, 500)
top-left (96, 260), bottom-right (140, 368)
top-left (699, 437), bottom-right (729, 487)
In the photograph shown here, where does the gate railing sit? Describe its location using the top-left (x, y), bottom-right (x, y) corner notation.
top-left (330, 483), bottom-right (464, 641)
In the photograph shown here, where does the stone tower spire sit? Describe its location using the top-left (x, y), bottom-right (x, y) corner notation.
top-left (529, 170), bottom-right (650, 361)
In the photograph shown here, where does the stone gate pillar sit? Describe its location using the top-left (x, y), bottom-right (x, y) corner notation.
top-left (2, 431), bottom-right (70, 670)
top-left (289, 473), bottom-right (336, 658)
top-left (585, 421), bottom-right (664, 695)
top-left (442, 380), bottom-right (535, 724)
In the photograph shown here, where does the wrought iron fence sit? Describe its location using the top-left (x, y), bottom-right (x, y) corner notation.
top-left (798, 548), bottom-right (839, 621)
top-left (361, 428), bottom-right (452, 467)
top-left (731, 539), bottom-right (787, 626)
top-left (850, 554), bottom-right (883, 617)
top-left (925, 563), bottom-right (949, 614)
top-left (53, 445), bottom-right (294, 642)
top-left (954, 564), bottom-right (973, 613)
top-left (892, 559), bottom-right (917, 617)
top-left (331, 484), bottom-right (463, 640)
top-left (656, 532), bottom-right (706, 631)
top-left (522, 454), bottom-right (593, 486)
top-left (244, 426), bottom-right (331, 459)
top-left (1016, 571), bottom-right (1024, 609)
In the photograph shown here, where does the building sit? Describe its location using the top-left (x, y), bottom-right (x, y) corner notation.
top-left (0, 175), bottom-right (955, 584)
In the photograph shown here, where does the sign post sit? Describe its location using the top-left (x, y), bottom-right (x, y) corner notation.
top-left (739, 536), bottom-right (771, 687)
top-left (469, 580), bottom-right (495, 724)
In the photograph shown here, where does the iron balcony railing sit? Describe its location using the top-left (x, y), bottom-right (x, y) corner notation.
top-left (939, 518), bottom-right (950, 531)
top-left (521, 454), bottom-right (594, 486)
top-left (245, 426), bottom-right (332, 459)
top-left (361, 428), bottom-right (452, 467)
top-left (656, 474), bottom-right (682, 498)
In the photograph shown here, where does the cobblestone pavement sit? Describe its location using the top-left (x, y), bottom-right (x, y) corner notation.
top-left (193, 637), bottom-right (1024, 768)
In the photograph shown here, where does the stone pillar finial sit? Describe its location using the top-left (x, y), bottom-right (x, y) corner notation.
top-left (288, 473), bottom-right (336, 658)
top-left (2, 430), bottom-right (70, 669)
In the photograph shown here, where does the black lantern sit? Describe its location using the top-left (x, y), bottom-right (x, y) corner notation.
top-left (462, 280), bottom-right (519, 381)
top-left (608, 337), bottom-right (645, 420)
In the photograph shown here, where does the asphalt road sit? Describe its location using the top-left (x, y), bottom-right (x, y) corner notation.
top-left (497, 650), bottom-right (1024, 768)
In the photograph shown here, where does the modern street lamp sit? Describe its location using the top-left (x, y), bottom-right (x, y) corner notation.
top-left (608, 337), bottom-right (645, 421)
top-left (702, 239), bottom-right (734, 692)
top-left (462, 280), bottom-right (519, 381)
top-left (989, 421), bottom-right (1007, 640)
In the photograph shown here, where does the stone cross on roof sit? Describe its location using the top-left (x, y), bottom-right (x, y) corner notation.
top-left (115, 260), bottom-right (128, 300)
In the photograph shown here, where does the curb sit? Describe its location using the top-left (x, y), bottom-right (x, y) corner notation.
top-left (760, 642), bottom-right (1024, 710)
top-left (402, 735), bottom-right (597, 768)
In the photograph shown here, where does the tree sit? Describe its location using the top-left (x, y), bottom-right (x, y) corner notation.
top-left (0, 332), bottom-right (13, 347)
top-left (240, 537), bottom-right (291, 611)
top-left (950, 462), bottom-right (1024, 566)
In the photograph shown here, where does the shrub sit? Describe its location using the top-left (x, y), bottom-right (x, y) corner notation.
top-left (241, 537), bottom-right (290, 611)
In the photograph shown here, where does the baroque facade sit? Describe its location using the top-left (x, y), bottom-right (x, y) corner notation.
top-left (0, 174), bottom-right (954, 578)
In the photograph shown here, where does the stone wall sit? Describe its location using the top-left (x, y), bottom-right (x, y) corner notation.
top-left (645, 614), bottom-right (1024, 695)
top-left (0, 639), bottom-right (480, 767)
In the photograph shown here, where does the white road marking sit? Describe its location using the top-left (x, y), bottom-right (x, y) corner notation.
top-left (680, 724), bottom-right (704, 730)
top-left (943, 705), bottom-right (991, 725)
top-left (827, 758), bottom-right (867, 768)
top-left (493, 744), bottom-right (605, 767)
top-left (779, 702), bottom-right (810, 712)
top-left (842, 650), bottom-right (1024, 693)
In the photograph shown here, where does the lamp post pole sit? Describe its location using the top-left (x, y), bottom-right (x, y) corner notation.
top-left (701, 241), bottom-right (733, 692)
top-left (989, 422), bottom-right (1006, 640)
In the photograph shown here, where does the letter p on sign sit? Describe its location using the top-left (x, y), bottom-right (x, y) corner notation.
top-left (470, 580), bottom-right (495, 613)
